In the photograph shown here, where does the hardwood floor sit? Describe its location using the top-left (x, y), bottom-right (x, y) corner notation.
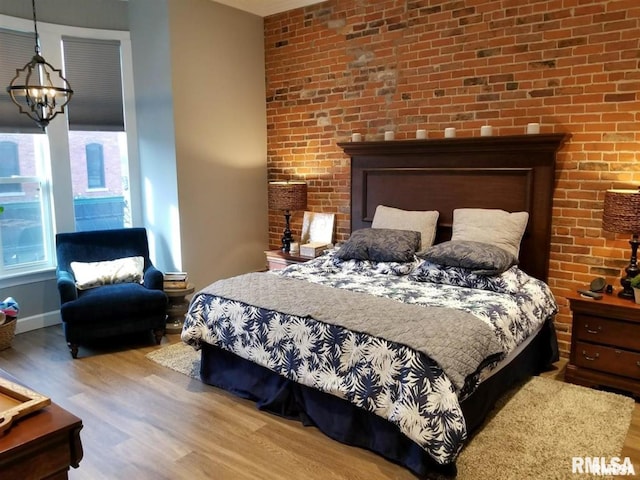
top-left (0, 326), bottom-right (638, 480)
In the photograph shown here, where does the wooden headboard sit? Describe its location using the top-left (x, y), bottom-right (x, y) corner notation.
top-left (338, 133), bottom-right (570, 282)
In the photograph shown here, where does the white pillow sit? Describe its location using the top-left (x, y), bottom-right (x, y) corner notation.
top-left (71, 256), bottom-right (145, 290)
top-left (371, 205), bottom-right (439, 253)
top-left (451, 208), bottom-right (529, 258)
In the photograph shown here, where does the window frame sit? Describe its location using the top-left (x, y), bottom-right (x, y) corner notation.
top-left (0, 14), bottom-right (141, 285)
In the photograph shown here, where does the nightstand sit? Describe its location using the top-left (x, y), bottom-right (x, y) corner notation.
top-left (566, 293), bottom-right (640, 397)
top-left (264, 249), bottom-right (313, 271)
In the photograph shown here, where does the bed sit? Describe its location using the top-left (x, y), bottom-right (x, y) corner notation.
top-left (181, 133), bottom-right (569, 478)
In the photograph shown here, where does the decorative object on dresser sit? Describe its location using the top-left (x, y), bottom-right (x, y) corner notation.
top-left (0, 377), bottom-right (50, 433)
top-left (299, 242), bottom-right (327, 258)
top-left (631, 274), bottom-right (640, 304)
top-left (268, 181), bottom-right (307, 253)
top-left (602, 187), bottom-right (640, 300)
top-left (163, 271), bottom-right (188, 290)
top-left (264, 249), bottom-right (312, 271)
top-left (566, 293), bottom-right (640, 397)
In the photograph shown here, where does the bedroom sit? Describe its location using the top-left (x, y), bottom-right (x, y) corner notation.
top-left (0, 0), bottom-right (639, 478)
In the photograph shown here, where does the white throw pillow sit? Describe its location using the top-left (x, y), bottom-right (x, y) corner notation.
top-left (71, 256), bottom-right (145, 290)
top-left (371, 205), bottom-right (439, 253)
top-left (451, 208), bottom-right (529, 258)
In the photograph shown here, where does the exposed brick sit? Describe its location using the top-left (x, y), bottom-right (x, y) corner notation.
top-left (265, 0), bottom-right (640, 359)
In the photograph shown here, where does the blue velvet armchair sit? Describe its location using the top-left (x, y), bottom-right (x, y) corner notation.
top-left (56, 228), bottom-right (168, 358)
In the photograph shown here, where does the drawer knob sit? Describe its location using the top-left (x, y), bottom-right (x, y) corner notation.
top-left (584, 324), bottom-right (602, 334)
top-left (581, 350), bottom-right (600, 361)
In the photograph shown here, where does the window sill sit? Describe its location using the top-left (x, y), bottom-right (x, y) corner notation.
top-left (0, 267), bottom-right (56, 289)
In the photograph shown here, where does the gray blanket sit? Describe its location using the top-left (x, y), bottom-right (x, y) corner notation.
top-left (199, 272), bottom-right (504, 391)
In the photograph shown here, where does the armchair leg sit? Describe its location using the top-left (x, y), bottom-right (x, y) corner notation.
top-left (68, 343), bottom-right (79, 359)
top-left (153, 328), bottom-right (164, 345)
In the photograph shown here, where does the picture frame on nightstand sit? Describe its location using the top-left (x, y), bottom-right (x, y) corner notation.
top-left (300, 211), bottom-right (335, 246)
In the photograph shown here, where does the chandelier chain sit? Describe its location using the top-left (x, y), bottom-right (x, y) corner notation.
top-left (31, 0), bottom-right (40, 55)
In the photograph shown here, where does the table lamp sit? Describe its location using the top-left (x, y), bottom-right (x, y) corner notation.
top-left (602, 188), bottom-right (640, 299)
top-left (268, 181), bottom-right (307, 253)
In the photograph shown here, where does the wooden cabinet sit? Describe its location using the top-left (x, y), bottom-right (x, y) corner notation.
top-left (0, 370), bottom-right (83, 479)
top-left (566, 293), bottom-right (640, 397)
top-left (264, 250), bottom-right (313, 271)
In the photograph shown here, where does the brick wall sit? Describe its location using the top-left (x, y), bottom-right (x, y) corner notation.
top-left (68, 131), bottom-right (124, 198)
top-left (264, 0), bottom-right (640, 356)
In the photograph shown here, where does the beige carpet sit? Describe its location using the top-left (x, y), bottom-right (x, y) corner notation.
top-left (147, 341), bottom-right (200, 379)
top-left (147, 342), bottom-right (635, 479)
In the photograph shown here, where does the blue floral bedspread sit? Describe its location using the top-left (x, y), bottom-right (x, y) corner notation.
top-left (181, 250), bottom-right (557, 466)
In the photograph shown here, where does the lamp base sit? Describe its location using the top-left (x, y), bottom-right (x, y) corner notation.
top-left (618, 285), bottom-right (635, 300)
top-left (281, 210), bottom-right (293, 253)
top-left (619, 234), bottom-right (640, 301)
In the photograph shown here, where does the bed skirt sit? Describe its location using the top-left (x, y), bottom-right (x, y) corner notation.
top-left (198, 317), bottom-right (559, 478)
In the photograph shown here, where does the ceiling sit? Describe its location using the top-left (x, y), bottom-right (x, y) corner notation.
top-left (212, 0), bottom-right (324, 17)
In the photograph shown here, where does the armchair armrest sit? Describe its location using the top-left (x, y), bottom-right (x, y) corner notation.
top-left (143, 265), bottom-right (164, 290)
top-left (56, 269), bottom-right (78, 304)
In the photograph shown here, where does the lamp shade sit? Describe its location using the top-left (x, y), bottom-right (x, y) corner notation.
top-left (602, 189), bottom-right (640, 234)
top-left (268, 181), bottom-right (307, 211)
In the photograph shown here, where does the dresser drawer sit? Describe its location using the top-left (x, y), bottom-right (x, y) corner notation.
top-left (573, 314), bottom-right (640, 351)
top-left (574, 341), bottom-right (640, 380)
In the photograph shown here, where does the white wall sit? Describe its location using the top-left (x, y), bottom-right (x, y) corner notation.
top-left (128, 0), bottom-right (181, 272)
top-left (167, 0), bottom-right (268, 288)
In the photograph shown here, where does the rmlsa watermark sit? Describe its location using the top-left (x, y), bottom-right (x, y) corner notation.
top-left (572, 456), bottom-right (636, 476)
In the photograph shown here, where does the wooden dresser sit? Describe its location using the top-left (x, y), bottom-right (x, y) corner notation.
top-left (566, 293), bottom-right (640, 397)
top-left (0, 370), bottom-right (83, 479)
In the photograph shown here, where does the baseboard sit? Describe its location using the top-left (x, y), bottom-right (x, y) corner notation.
top-left (15, 311), bottom-right (61, 334)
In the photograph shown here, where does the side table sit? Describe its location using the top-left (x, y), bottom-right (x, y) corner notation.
top-left (165, 284), bottom-right (195, 334)
top-left (566, 293), bottom-right (640, 397)
top-left (264, 249), bottom-right (313, 271)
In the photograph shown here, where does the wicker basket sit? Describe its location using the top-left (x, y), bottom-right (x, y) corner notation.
top-left (0, 317), bottom-right (17, 351)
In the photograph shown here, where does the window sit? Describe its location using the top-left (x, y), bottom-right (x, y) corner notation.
top-left (86, 143), bottom-right (105, 189)
top-left (0, 16), bottom-right (140, 276)
top-left (63, 36), bottom-right (132, 232)
top-left (0, 141), bottom-right (21, 194)
top-left (0, 133), bottom-right (51, 268)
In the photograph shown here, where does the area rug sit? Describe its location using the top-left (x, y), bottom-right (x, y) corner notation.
top-left (147, 342), bottom-right (635, 479)
top-left (146, 341), bottom-right (200, 379)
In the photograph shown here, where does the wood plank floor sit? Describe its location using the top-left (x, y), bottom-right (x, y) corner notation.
top-left (0, 326), bottom-right (638, 479)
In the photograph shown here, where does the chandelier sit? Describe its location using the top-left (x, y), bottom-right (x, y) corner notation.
top-left (6, 0), bottom-right (73, 129)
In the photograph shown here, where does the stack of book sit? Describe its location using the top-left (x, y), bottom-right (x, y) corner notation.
top-left (163, 272), bottom-right (188, 290)
top-left (300, 242), bottom-right (328, 258)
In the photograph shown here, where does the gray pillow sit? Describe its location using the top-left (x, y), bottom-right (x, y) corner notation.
top-left (420, 240), bottom-right (517, 275)
top-left (371, 205), bottom-right (439, 253)
top-left (336, 228), bottom-right (420, 263)
top-left (451, 208), bottom-right (528, 258)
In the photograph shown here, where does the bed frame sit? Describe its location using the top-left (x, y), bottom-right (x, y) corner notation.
top-left (199, 133), bottom-right (569, 478)
top-left (339, 133), bottom-right (570, 282)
